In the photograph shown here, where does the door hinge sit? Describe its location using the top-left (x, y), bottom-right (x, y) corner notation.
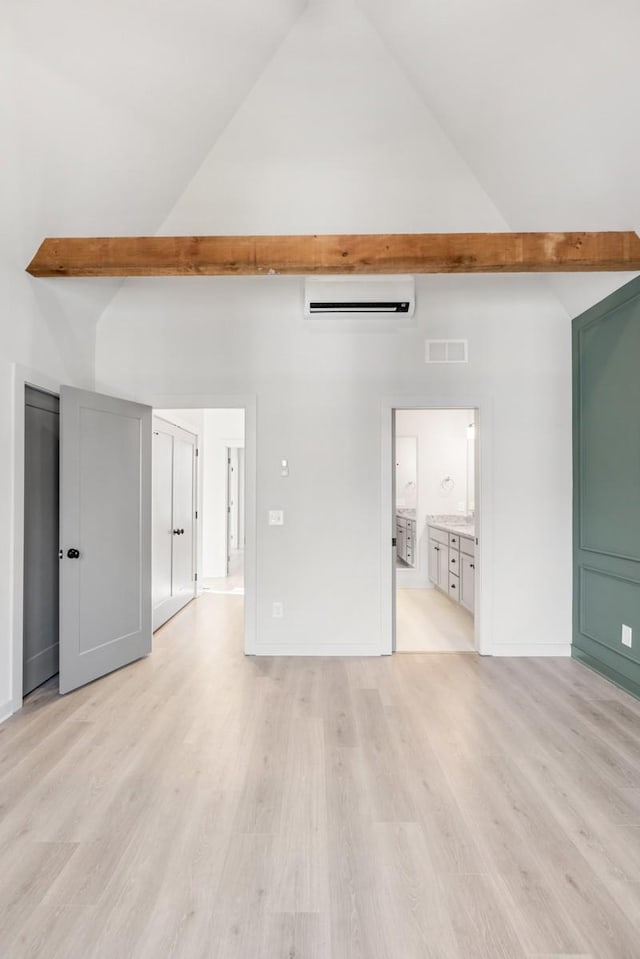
top-left (195, 448), bottom-right (199, 457)
top-left (195, 510), bottom-right (198, 519)
top-left (194, 572), bottom-right (198, 582)
top-left (392, 537), bottom-right (397, 547)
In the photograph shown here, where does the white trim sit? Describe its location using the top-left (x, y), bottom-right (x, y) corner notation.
top-left (492, 644), bottom-right (572, 658)
top-left (0, 699), bottom-right (13, 725)
top-left (251, 644), bottom-right (380, 657)
top-left (144, 393), bottom-right (257, 656)
top-left (381, 395), bottom-right (494, 657)
top-left (10, 364), bottom-right (63, 718)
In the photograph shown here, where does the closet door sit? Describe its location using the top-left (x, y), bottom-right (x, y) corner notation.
top-left (171, 435), bottom-right (196, 603)
top-left (152, 418), bottom-right (197, 630)
top-left (152, 429), bottom-right (174, 620)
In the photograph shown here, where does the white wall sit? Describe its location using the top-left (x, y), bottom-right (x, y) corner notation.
top-left (96, 275), bottom-right (572, 656)
top-left (201, 410), bottom-right (245, 578)
top-left (396, 409), bottom-right (474, 589)
top-left (0, 38), bottom-right (99, 720)
top-left (94, 0), bottom-right (573, 656)
top-left (395, 437), bottom-right (417, 509)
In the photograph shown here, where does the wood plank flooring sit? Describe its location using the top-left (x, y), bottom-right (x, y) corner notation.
top-left (396, 587), bottom-right (474, 652)
top-left (1, 592), bottom-right (639, 957)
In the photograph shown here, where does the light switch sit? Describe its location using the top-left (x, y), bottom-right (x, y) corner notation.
top-left (622, 624), bottom-right (633, 648)
top-left (268, 510), bottom-right (284, 526)
top-left (281, 459), bottom-right (289, 477)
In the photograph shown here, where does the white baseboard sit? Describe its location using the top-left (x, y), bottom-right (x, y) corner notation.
top-left (249, 644), bottom-right (382, 657)
top-left (491, 643), bottom-right (572, 658)
top-left (0, 699), bottom-right (14, 725)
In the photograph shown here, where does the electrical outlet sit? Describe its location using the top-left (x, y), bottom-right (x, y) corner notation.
top-left (622, 624), bottom-right (633, 648)
top-left (272, 602), bottom-right (283, 619)
top-left (268, 510), bottom-right (284, 526)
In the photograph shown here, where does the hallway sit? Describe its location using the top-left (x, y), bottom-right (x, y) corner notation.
top-left (1, 592), bottom-right (640, 957)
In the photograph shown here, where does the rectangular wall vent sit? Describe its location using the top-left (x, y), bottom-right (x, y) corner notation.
top-left (425, 339), bottom-right (468, 364)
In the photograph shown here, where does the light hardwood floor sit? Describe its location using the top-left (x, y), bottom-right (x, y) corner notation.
top-left (1, 593), bottom-right (640, 958)
top-left (396, 587), bottom-right (474, 652)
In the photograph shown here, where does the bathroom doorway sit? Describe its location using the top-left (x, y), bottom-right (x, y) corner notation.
top-left (393, 408), bottom-right (478, 652)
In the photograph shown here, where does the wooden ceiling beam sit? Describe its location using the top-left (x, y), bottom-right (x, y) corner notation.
top-left (26, 231), bottom-right (640, 278)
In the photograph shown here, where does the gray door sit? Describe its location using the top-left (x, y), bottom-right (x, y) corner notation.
top-left (573, 275), bottom-right (640, 699)
top-left (59, 387), bottom-right (152, 694)
top-left (23, 387), bottom-right (60, 695)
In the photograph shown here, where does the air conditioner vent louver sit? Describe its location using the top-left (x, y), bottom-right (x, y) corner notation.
top-left (309, 301), bottom-right (411, 314)
top-left (305, 276), bottom-right (415, 319)
top-left (425, 339), bottom-right (469, 363)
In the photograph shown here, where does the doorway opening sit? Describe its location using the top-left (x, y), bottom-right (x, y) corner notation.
top-left (23, 386), bottom-right (60, 698)
top-left (152, 409), bottom-right (246, 629)
top-left (10, 375), bottom-right (256, 717)
top-left (393, 408), bottom-right (478, 652)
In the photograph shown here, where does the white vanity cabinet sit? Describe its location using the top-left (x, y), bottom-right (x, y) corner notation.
top-left (460, 552), bottom-right (475, 613)
top-left (396, 515), bottom-right (417, 567)
top-left (427, 526), bottom-right (448, 588)
top-left (427, 524), bottom-right (475, 614)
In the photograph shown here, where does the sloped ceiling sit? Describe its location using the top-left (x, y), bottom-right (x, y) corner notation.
top-left (9, 0), bottom-right (639, 323)
top-left (159, 0), bottom-right (509, 235)
top-left (358, 0), bottom-right (640, 313)
top-left (4, 0), bottom-right (306, 333)
top-left (8, 0), bottom-right (306, 238)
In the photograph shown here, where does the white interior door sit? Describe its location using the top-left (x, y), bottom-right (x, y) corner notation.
top-left (227, 448), bottom-right (239, 557)
top-left (171, 435), bottom-right (195, 601)
top-left (152, 429), bottom-right (173, 611)
top-left (59, 387), bottom-right (152, 695)
top-left (152, 418), bottom-right (197, 630)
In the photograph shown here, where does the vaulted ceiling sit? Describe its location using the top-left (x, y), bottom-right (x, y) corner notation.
top-left (5, 0), bottom-right (639, 324)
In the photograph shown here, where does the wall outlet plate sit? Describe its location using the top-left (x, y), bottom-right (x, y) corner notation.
top-left (272, 602), bottom-right (283, 618)
top-left (268, 510), bottom-right (284, 526)
top-left (622, 624), bottom-right (633, 648)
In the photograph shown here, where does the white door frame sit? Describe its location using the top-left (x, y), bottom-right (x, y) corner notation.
top-left (381, 395), bottom-right (494, 657)
top-left (146, 394), bottom-right (257, 656)
top-left (10, 364), bottom-right (63, 715)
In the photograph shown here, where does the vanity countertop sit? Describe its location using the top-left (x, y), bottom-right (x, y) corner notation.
top-left (396, 509), bottom-right (416, 520)
top-left (427, 519), bottom-right (475, 540)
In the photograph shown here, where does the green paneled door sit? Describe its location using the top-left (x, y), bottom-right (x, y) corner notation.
top-left (573, 275), bottom-right (640, 699)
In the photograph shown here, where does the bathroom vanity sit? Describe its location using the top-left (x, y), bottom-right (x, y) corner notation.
top-left (427, 520), bottom-right (475, 614)
top-left (396, 511), bottom-right (417, 567)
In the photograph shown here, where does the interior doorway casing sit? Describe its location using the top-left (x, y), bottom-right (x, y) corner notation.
top-left (9, 378), bottom-right (257, 719)
top-left (381, 396), bottom-right (493, 657)
top-left (147, 395), bottom-right (257, 656)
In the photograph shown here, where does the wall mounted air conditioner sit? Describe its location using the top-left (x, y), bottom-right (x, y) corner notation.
top-left (304, 275), bottom-right (415, 319)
